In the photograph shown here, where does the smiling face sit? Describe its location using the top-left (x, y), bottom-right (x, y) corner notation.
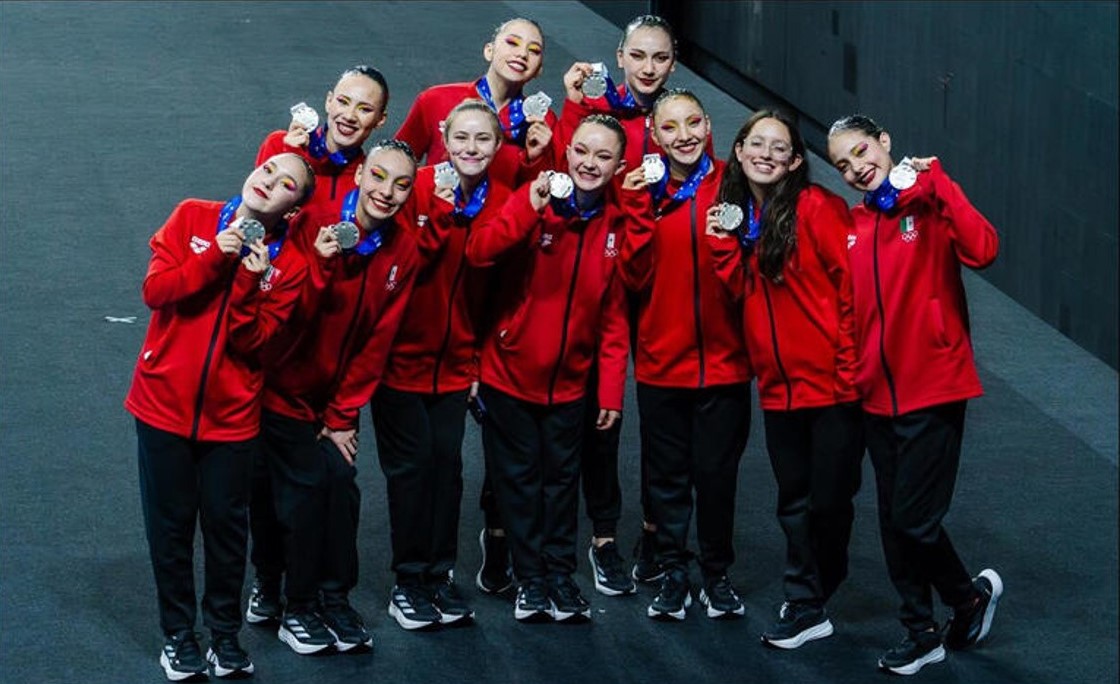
top-left (565, 121), bottom-right (625, 194)
top-left (652, 94), bottom-right (710, 177)
top-left (483, 19), bottom-right (544, 86)
top-left (353, 147), bottom-right (415, 227)
top-left (735, 117), bottom-right (802, 198)
top-left (827, 128), bottom-right (893, 192)
top-left (323, 72), bottom-right (388, 152)
top-left (616, 25), bottom-right (675, 100)
top-left (443, 107), bottom-right (501, 181)
top-left (240, 153), bottom-right (311, 218)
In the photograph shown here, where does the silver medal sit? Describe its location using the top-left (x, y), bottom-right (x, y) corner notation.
top-left (433, 161), bottom-right (460, 189)
top-left (239, 218), bottom-right (265, 245)
top-left (522, 91), bottom-right (552, 119)
top-left (289, 102), bottom-right (319, 131)
top-left (549, 172), bottom-right (574, 199)
top-left (331, 221), bottom-right (360, 249)
top-left (888, 158), bottom-right (917, 190)
top-left (715, 203), bottom-right (744, 231)
top-left (581, 62), bottom-right (608, 99)
top-left (642, 154), bottom-right (666, 184)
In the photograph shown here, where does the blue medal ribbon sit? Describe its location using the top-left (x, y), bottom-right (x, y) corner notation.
top-left (864, 176), bottom-right (902, 213)
top-left (551, 192), bottom-right (603, 221)
top-left (599, 72), bottom-right (642, 114)
top-left (475, 77), bottom-right (527, 145)
top-left (215, 195), bottom-right (287, 258)
top-left (738, 197), bottom-right (764, 254)
top-left (340, 189), bottom-right (386, 256)
top-left (650, 153), bottom-right (712, 204)
top-left (453, 177), bottom-right (490, 219)
top-left (309, 125), bottom-right (361, 167)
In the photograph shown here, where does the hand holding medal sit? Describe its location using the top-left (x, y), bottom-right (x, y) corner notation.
top-left (284, 102), bottom-right (319, 148)
top-left (581, 62), bottom-right (608, 99)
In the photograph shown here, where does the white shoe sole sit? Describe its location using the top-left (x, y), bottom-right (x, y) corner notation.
top-left (206, 648), bottom-right (255, 677)
top-left (879, 644), bottom-right (946, 675)
top-left (698, 589), bottom-right (746, 619)
top-left (549, 600), bottom-right (592, 622)
top-left (277, 625), bottom-right (331, 655)
top-left (762, 619), bottom-right (835, 649)
top-left (976, 568), bottom-right (1003, 644)
top-left (159, 652), bottom-right (207, 682)
top-left (325, 626), bottom-right (373, 652)
top-left (388, 601), bottom-right (439, 630)
top-left (647, 592), bottom-right (692, 620)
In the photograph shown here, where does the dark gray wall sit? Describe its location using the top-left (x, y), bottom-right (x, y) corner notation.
top-left (588, 1), bottom-right (1119, 369)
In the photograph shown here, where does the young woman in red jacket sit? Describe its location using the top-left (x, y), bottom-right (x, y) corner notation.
top-left (618, 89), bottom-right (752, 622)
top-left (464, 114), bottom-right (630, 623)
top-left (372, 100), bottom-right (511, 630)
top-left (551, 13), bottom-right (682, 595)
top-left (707, 110), bottom-right (863, 648)
top-left (258, 141), bottom-right (420, 656)
top-left (245, 63), bottom-right (390, 637)
top-left (255, 65), bottom-right (389, 217)
top-left (395, 17), bottom-right (556, 189)
top-left (828, 114), bottom-right (1003, 675)
top-left (125, 153), bottom-right (315, 681)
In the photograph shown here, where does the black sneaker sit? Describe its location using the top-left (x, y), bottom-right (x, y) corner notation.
top-left (206, 632), bottom-right (255, 678)
top-left (631, 528), bottom-right (664, 584)
top-left (548, 574), bottom-right (592, 622)
top-left (160, 632), bottom-right (208, 682)
top-left (388, 583), bottom-right (441, 630)
top-left (589, 542), bottom-right (637, 596)
top-left (944, 568), bottom-right (1003, 650)
top-left (514, 578), bottom-right (552, 622)
top-left (697, 575), bottom-right (745, 619)
top-left (321, 603), bottom-right (373, 652)
top-left (430, 576), bottom-right (475, 624)
top-left (647, 568), bottom-right (692, 621)
top-left (245, 578), bottom-right (283, 625)
top-left (476, 529), bottom-right (514, 594)
top-left (277, 610), bottom-right (334, 655)
top-left (878, 630), bottom-right (946, 675)
top-left (761, 601), bottom-right (834, 649)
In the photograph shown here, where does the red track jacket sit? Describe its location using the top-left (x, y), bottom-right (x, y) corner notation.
top-left (465, 185), bottom-right (629, 410)
top-left (395, 81), bottom-right (556, 189)
top-left (619, 159), bottom-right (750, 388)
top-left (848, 160), bottom-right (999, 416)
top-left (125, 199), bottom-right (308, 441)
top-left (384, 166), bottom-right (512, 394)
top-left (709, 185), bottom-right (859, 411)
top-left (261, 203), bottom-right (420, 430)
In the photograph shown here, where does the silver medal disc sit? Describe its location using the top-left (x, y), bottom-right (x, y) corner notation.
top-left (523, 91), bottom-right (552, 119)
top-left (239, 218), bottom-right (265, 244)
top-left (716, 203), bottom-right (744, 231)
top-left (642, 154), bottom-right (666, 184)
top-left (581, 62), bottom-right (608, 99)
top-left (888, 159), bottom-right (917, 190)
top-left (332, 221), bottom-right (360, 250)
top-left (549, 172), bottom-right (574, 199)
top-left (290, 102), bottom-right (319, 131)
top-left (433, 161), bottom-right (460, 189)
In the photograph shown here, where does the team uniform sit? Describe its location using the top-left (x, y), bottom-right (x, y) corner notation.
top-left (848, 160), bottom-right (1002, 670)
top-left (258, 194), bottom-right (419, 652)
top-left (618, 155), bottom-right (752, 619)
top-left (395, 80), bottom-right (557, 189)
top-left (371, 165), bottom-right (511, 627)
top-left (126, 198), bottom-right (307, 678)
top-left (709, 184), bottom-right (864, 642)
top-left (248, 129), bottom-right (366, 597)
top-left (464, 183), bottom-right (629, 621)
